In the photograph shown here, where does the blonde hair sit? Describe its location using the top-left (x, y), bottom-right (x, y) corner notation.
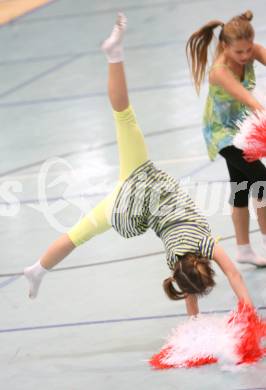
top-left (186, 10), bottom-right (254, 93)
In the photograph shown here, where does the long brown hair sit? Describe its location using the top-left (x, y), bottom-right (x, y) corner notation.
top-left (186, 10), bottom-right (254, 94)
top-left (163, 253), bottom-right (215, 300)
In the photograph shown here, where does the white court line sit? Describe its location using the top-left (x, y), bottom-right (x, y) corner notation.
top-left (0, 155), bottom-right (209, 181)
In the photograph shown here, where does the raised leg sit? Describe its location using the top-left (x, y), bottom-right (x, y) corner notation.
top-left (24, 15), bottom-right (128, 299)
top-left (102, 13), bottom-right (148, 180)
top-left (102, 13), bottom-right (129, 111)
top-left (24, 13), bottom-right (149, 299)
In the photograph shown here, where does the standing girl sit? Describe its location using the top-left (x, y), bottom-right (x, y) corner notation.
top-left (186, 10), bottom-right (266, 266)
top-left (24, 14), bottom-right (253, 315)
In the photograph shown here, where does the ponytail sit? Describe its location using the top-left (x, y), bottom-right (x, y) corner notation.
top-left (163, 277), bottom-right (186, 300)
top-left (186, 20), bottom-right (223, 94)
top-left (186, 10), bottom-right (254, 94)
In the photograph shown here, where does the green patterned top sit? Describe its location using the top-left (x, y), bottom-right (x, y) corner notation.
top-left (203, 62), bottom-right (256, 160)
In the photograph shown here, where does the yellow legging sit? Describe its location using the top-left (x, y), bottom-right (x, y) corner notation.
top-left (68, 105), bottom-right (149, 246)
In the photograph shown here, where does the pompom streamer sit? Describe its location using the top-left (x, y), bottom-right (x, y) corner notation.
top-left (234, 110), bottom-right (266, 162)
top-left (149, 302), bottom-right (266, 369)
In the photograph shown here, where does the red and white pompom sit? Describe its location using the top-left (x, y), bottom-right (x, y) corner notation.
top-left (149, 302), bottom-right (266, 369)
top-left (234, 110), bottom-right (266, 162)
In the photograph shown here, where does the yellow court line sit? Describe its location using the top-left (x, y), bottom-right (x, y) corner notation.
top-left (0, 0), bottom-right (52, 25)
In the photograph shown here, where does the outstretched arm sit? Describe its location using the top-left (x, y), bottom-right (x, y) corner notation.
top-left (212, 243), bottom-right (253, 306)
top-left (253, 43), bottom-right (266, 66)
top-left (185, 294), bottom-right (199, 316)
top-left (209, 67), bottom-right (264, 111)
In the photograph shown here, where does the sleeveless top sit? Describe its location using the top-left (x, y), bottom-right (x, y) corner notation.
top-left (203, 62), bottom-right (256, 161)
top-left (111, 160), bottom-right (215, 270)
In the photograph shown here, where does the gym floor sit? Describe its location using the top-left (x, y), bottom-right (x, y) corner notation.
top-left (0, 1), bottom-right (266, 389)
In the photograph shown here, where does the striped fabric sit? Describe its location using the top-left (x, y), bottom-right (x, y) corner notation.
top-left (112, 160), bottom-right (215, 270)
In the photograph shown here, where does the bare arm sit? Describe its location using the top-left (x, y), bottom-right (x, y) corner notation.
top-left (212, 244), bottom-right (253, 306)
top-left (185, 294), bottom-right (199, 316)
top-left (253, 43), bottom-right (266, 66)
top-left (209, 67), bottom-right (264, 112)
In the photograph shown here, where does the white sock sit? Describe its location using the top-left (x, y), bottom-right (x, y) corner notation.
top-left (262, 233), bottom-right (266, 247)
top-left (236, 244), bottom-right (255, 259)
top-left (236, 243), bottom-right (266, 266)
top-left (24, 260), bottom-right (48, 299)
top-left (101, 12), bottom-right (127, 63)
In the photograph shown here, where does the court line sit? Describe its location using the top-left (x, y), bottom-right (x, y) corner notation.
top-left (2, 29), bottom-right (266, 67)
top-left (12, 0), bottom-right (210, 25)
top-left (0, 153), bottom-right (210, 182)
top-left (0, 275), bottom-right (21, 287)
top-left (0, 122), bottom-right (201, 177)
top-left (0, 80), bottom-right (192, 106)
top-left (0, 51), bottom-right (89, 100)
top-left (0, 228), bottom-right (260, 280)
top-left (0, 183), bottom-right (227, 206)
top-left (0, 306), bottom-right (265, 334)
top-left (0, 154), bottom-right (209, 181)
top-left (0, 39), bottom-right (180, 67)
top-left (0, 52), bottom-right (73, 67)
top-left (1, 73), bottom-right (265, 108)
top-left (0, 162), bottom-right (219, 206)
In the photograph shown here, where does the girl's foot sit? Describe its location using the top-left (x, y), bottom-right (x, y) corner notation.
top-left (237, 255), bottom-right (266, 267)
top-left (24, 260), bottom-right (47, 299)
top-left (236, 244), bottom-right (266, 267)
top-left (101, 12), bottom-right (127, 63)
